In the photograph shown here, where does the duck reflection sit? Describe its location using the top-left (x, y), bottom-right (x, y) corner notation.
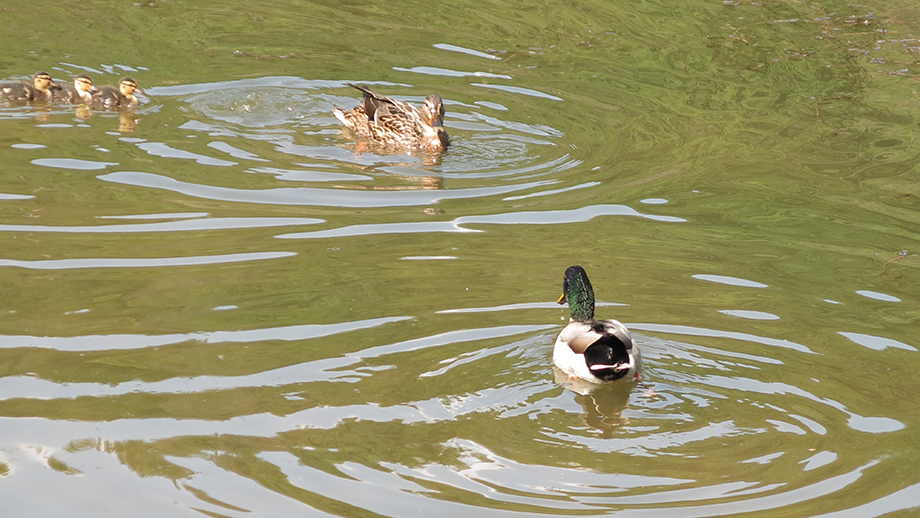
top-left (343, 173), bottom-right (443, 190)
top-left (336, 159), bottom-right (444, 190)
top-left (344, 139), bottom-right (446, 167)
top-left (555, 367), bottom-right (633, 429)
top-left (66, 109), bottom-right (140, 132)
top-left (116, 112), bottom-right (139, 132)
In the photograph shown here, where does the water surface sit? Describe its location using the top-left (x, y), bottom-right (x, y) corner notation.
top-left (2, 0), bottom-right (920, 516)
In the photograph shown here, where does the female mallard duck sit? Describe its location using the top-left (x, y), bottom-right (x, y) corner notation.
top-left (52, 75), bottom-right (95, 104)
top-left (554, 266), bottom-right (640, 383)
top-left (0, 72), bottom-right (58, 102)
top-left (92, 77), bottom-right (141, 109)
top-left (333, 83), bottom-right (449, 151)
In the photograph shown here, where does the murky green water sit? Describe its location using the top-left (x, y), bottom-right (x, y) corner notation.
top-left (2, 0), bottom-right (920, 516)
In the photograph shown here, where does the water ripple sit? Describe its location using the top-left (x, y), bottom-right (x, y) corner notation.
top-left (99, 171), bottom-right (556, 207)
top-left (606, 461), bottom-right (880, 518)
top-left (838, 332), bottom-right (916, 352)
top-left (278, 204), bottom-right (684, 239)
top-left (632, 323), bottom-right (814, 354)
top-left (0, 315), bottom-right (410, 351)
top-left (143, 77), bottom-right (574, 187)
top-left (31, 158), bottom-right (119, 170)
top-left (393, 66), bottom-right (512, 79)
top-left (0, 216), bottom-right (322, 233)
top-left (0, 252), bottom-right (295, 270)
top-left (471, 83), bottom-right (564, 101)
top-left (135, 142), bottom-right (238, 166)
top-left (433, 43), bottom-right (502, 60)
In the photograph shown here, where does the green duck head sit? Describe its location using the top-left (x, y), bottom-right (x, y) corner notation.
top-left (557, 265), bottom-right (595, 322)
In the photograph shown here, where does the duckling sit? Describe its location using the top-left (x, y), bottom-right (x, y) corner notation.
top-left (92, 77), bottom-right (141, 109)
top-left (52, 75), bottom-right (95, 104)
top-left (0, 72), bottom-right (58, 102)
top-left (554, 266), bottom-right (641, 383)
top-left (333, 83), bottom-right (449, 151)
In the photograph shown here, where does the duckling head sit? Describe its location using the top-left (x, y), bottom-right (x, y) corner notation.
top-left (74, 75), bottom-right (94, 94)
top-left (118, 77), bottom-right (141, 97)
top-left (33, 72), bottom-right (57, 92)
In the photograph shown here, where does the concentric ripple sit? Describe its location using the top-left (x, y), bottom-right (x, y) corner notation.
top-left (146, 76), bottom-right (578, 186)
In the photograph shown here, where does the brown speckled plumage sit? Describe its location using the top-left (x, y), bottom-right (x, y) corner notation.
top-left (92, 77), bottom-right (141, 109)
top-left (52, 75), bottom-right (95, 104)
top-left (333, 83), bottom-right (449, 152)
top-left (0, 72), bottom-right (57, 102)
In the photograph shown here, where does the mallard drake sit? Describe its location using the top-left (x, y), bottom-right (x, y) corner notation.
top-left (0, 72), bottom-right (58, 102)
top-left (52, 75), bottom-right (95, 104)
top-left (92, 77), bottom-right (141, 109)
top-left (554, 266), bottom-right (640, 383)
top-left (333, 83), bottom-right (449, 151)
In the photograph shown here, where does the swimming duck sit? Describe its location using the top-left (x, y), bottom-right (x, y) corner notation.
top-left (333, 83), bottom-right (449, 151)
top-left (52, 75), bottom-right (95, 104)
top-left (554, 266), bottom-right (640, 383)
top-left (0, 72), bottom-right (58, 102)
top-left (92, 77), bottom-right (141, 109)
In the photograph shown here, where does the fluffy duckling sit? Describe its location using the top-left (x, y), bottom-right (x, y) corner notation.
top-left (52, 75), bottom-right (95, 104)
top-left (554, 266), bottom-right (640, 383)
top-left (0, 72), bottom-right (58, 102)
top-left (92, 77), bottom-right (141, 109)
top-left (333, 83), bottom-right (449, 151)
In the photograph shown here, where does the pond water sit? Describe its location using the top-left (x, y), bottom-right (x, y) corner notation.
top-left (2, 0), bottom-right (920, 516)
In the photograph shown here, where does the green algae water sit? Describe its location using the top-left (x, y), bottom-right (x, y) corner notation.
top-left (2, 0), bottom-right (920, 516)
